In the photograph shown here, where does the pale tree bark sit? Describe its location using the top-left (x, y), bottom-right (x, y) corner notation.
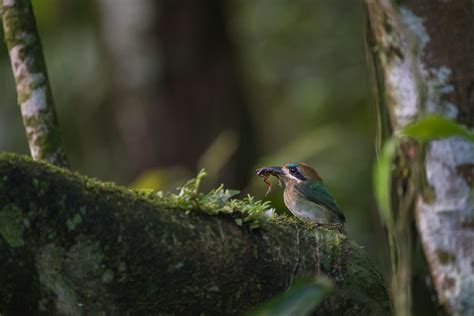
top-left (1, 0), bottom-right (68, 168)
top-left (366, 1), bottom-right (474, 315)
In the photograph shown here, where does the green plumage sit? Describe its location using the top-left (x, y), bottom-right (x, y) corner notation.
top-left (256, 162), bottom-right (346, 232)
top-left (295, 180), bottom-right (345, 223)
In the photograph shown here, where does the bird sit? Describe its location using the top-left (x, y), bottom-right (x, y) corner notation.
top-left (256, 162), bottom-right (346, 233)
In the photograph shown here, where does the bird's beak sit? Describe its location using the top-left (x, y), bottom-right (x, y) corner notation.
top-left (256, 166), bottom-right (284, 177)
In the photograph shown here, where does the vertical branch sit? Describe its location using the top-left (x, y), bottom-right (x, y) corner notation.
top-left (1, 0), bottom-right (68, 168)
top-left (366, 0), bottom-right (474, 315)
top-left (366, 2), bottom-right (420, 314)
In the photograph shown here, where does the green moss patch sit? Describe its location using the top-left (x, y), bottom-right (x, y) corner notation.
top-left (135, 169), bottom-right (275, 229)
top-left (0, 204), bottom-right (25, 248)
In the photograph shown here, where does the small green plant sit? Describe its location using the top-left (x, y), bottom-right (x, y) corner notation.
top-left (137, 169), bottom-right (275, 228)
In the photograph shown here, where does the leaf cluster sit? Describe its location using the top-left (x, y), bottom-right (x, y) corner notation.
top-left (137, 169), bottom-right (275, 228)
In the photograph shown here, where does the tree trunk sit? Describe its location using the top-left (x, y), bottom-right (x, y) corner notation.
top-left (98, 0), bottom-right (257, 187)
top-left (1, 0), bottom-right (68, 168)
top-left (365, 1), bottom-right (474, 315)
top-left (0, 153), bottom-right (389, 315)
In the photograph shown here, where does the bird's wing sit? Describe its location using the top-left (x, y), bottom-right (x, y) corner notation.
top-left (295, 180), bottom-right (346, 223)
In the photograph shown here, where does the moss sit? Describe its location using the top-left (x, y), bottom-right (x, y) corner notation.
top-left (102, 269), bottom-right (114, 283)
top-left (66, 213), bottom-right (82, 231)
top-left (22, 114), bottom-right (67, 166)
top-left (0, 153), bottom-right (390, 314)
top-left (0, 204), bottom-right (25, 248)
top-left (134, 169), bottom-right (274, 229)
top-left (343, 241), bottom-right (391, 313)
top-left (36, 244), bottom-right (79, 314)
top-left (36, 237), bottom-right (114, 314)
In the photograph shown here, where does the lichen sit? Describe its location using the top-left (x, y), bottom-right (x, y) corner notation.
top-left (3, 0), bottom-right (15, 7)
top-left (21, 86), bottom-right (48, 114)
top-left (399, 7), bottom-right (429, 48)
top-left (398, 9), bottom-right (457, 119)
top-left (425, 138), bottom-right (474, 212)
top-left (36, 237), bottom-right (114, 314)
top-left (0, 204), bottom-right (24, 247)
top-left (36, 244), bottom-right (79, 314)
top-left (1, 0), bottom-right (68, 167)
top-left (382, 6), bottom-right (459, 129)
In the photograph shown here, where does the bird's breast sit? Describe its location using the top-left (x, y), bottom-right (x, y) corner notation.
top-left (283, 185), bottom-right (338, 224)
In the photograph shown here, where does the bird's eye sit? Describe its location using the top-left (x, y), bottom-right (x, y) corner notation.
top-left (289, 167), bottom-right (297, 174)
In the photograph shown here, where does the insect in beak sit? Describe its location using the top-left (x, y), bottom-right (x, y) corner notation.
top-left (256, 166), bottom-right (284, 196)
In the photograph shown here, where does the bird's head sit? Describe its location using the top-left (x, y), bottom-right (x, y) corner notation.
top-left (256, 162), bottom-right (322, 186)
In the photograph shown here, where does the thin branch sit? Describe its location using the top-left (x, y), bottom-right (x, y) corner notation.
top-left (1, 0), bottom-right (68, 167)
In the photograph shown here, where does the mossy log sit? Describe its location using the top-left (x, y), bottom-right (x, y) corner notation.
top-left (0, 153), bottom-right (390, 315)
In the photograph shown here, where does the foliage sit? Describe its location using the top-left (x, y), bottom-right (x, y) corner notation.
top-left (400, 114), bottom-right (474, 142)
top-left (247, 277), bottom-right (333, 316)
top-left (373, 138), bottom-right (397, 227)
top-left (373, 137), bottom-right (398, 283)
top-left (374, 115), bottom-right (474, 225)
top-left (137, 169), bottom-right (275, 229)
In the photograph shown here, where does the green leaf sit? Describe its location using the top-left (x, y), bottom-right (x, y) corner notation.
top-left (247, 277), bottom-right (333, 316)
top-left (215, 188), bottom-right (241, 203)
top-left (373, 138), bottom-right (398, 292)
top-left (373, 137), bottom-right (397, 226)
top-left (400, 115), bottom-right (474, 142)
top-left (178, 169), bottom-right (207, 197)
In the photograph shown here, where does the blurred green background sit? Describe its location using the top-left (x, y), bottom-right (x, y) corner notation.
top-left (0, 0), bottom-right (388, 277)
